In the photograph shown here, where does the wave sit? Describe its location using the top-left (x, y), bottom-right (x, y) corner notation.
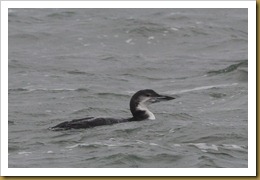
top-left (47, 11), bottom-right (76, 19)
top-left (122, 18), bottom-right (175, 38)
top-left (66, 70), bottom-right (89, 75)
top-left (96, 92), bottom-right (129, 98)
top-left (188, 143), bottom-right (247, 153)
top-left (8, 87), bottom-right (89, 93)
top-left (207, 60), bottom-right (247, 75)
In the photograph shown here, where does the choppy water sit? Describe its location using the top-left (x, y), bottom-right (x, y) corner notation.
top-left (8, 8), bottom-right (248, 168)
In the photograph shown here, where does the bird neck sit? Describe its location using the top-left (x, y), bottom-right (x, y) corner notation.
top-left (130, 101), bottom-right (155, 121)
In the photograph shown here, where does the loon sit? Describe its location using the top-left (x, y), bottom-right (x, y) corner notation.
top-left (51, 89), bottom-right (175, 130)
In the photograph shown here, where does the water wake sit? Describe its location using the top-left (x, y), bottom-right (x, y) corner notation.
top-left (166, 83), bottom-right (238, 95)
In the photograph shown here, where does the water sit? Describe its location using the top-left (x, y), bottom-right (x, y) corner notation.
top-left (8, 9), bottom-right (248, 168)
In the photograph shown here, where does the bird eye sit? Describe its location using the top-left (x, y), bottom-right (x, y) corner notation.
top-left (146, 94), bottom-right (151, 97)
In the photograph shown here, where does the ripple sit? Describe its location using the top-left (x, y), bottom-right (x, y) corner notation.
top-left (207, 60), bottom-right (247, 75)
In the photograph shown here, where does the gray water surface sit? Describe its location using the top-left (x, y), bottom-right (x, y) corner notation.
top-left (8, 8), bottom-right (248, 168)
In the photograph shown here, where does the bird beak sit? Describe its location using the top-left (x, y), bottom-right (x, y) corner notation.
top-left (150, 94), bottom-right (175, 103)
top-left (157, 94), bottom-right (175, 101)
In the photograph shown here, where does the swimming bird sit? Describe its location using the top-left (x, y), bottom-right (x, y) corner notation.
top-left (50, 89), bottom-right (175, 130)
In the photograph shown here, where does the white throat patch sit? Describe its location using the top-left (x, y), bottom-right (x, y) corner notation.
top-left (136, 103), bottom-right (156, 120)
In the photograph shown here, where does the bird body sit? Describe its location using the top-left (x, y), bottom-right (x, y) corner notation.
top-left (51, 89), bottom-right (175, 130)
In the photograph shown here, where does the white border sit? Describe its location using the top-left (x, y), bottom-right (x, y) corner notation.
top-left (1, 1), bottom-right (256, 176)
